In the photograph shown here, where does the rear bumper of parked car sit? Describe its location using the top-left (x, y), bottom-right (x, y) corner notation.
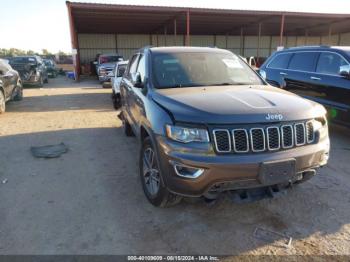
top-left (155, 135), bottom-right (330, 197)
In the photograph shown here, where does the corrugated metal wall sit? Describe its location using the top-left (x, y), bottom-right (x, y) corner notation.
top-left (78, 33), bottom-right (350, 64)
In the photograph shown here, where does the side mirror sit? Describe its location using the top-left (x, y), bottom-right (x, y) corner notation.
top-left (339, 65), bottom-right (350, 79)
top-left (93, 61), bottom-right (98, 65)
top-left (132, 72), bottom-right (143, 88)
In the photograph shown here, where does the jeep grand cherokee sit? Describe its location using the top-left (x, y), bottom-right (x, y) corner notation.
top-left (120, 46), bottom-right (330, 207)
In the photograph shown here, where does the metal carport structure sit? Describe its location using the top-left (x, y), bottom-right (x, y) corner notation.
top-left (66, 1), bottom-right (350, 80)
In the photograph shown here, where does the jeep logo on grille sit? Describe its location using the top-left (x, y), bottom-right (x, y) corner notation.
top-left (266, 113), bottom-right (283, 121)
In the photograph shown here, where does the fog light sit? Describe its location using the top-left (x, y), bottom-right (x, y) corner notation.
top-left (170, 161), bottom-right (204, 178)
top-left (320, 152), bottom-right (329, 163)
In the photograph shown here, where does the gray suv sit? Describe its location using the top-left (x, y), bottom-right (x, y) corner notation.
top-left (120, 46), bottom-right (330, 207)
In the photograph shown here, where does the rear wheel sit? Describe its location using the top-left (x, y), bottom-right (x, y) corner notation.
top-left (13, 81), bottom-right (23, 101)
top-left (140, 137), bottom-right (182, 207)
top-left (44, 76), bottom-right (49, 83)
top-left (38, 76), bottom-right (44, 87)
top-left (0, 90), bottom-right (6, 114)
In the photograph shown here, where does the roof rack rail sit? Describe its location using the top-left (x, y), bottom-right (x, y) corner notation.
top-left (285, 45), bottom-right (330, 49)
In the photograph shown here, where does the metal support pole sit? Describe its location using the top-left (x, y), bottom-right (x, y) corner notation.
top-left (174, 19), bottom-right (177, 45)
top-left (66, 2), bottom-right (80, 81)
top-left (257, 22), bottom-right (262, 62)
top-left (328, 25), bottom-right (332, 45)
top-left (225, 33), bottom-right (228, 49)
top-left (240, 27), bottom-right (244, 55)
top-left (338, 34), bottom-right (342, 45)
top-left (164, 26), bottom-right (167, 46)
top-left (305, 29), bottom-right (309, 45)
top-left (279, 14), bottom-right (285, 47)
top-left (186, 10), bottom-right (190, 46)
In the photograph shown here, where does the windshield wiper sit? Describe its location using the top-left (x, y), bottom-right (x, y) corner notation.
top-left (213, 82), bottom-right (252, 86)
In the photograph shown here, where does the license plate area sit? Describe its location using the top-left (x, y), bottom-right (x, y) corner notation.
top-left (259, 159), bottom-right (296, 185)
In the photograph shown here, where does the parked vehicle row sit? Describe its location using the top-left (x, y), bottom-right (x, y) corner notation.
top-left (9, 56), bottom-right (49, 87)
top-left (117, 46), bottom-right (330, 207)
top-left (259, 46), bottom-right (350, 125)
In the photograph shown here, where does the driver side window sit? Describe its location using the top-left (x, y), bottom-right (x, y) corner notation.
top-left (316, 52), bottom-right (349, 75)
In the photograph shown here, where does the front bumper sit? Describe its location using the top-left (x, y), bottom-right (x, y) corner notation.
top-left (156, 135), bottom-right (330, 197)
top-left (98, 75), bottom-right (111, 83)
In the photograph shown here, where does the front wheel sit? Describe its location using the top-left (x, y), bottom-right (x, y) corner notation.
top-left (139, 137), bottom-right (182, 207)
top-left (0, 90), bottom-right (5, 114)
top-left (13, 81), bottom-right (23, 101)
top-left (113, 92), bottom-right (121, 109)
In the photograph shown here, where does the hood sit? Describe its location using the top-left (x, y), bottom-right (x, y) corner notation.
top-left (152, 85), bottom-right (326, 124)
top-left (98, 62), bottom-right (116, 69)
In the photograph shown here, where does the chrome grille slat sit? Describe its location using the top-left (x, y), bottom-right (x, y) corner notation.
top-left (213, 129), bottom-right (232, 153)
top-left (306, 121), bottom-right (314, 143)
top-left (281, 125), bottom-right (294, 148)
top-left (232, 129), bottom-right (249, 153)
top-left (294, 123), bottom-right (306, 146)
top-left (250, 128), bottom-right (266, 152)
top-left (267, 126), bottom-right (280, 150)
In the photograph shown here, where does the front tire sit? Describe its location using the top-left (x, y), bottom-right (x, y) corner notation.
top-left (123, 118), bottom-right (134, 137)
top-left (113, 92), bottom-right (121, 109)
top-left (38, 76), bottom-right (44, 87)
top-left (13, 81), bottom-right (23, 101)
top-left (0, 90), bottom-right (5, 114)
top-left (140, 137), bottom-right (182, 207)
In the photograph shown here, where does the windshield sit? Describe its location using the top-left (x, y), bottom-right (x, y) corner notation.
top-left (152, 52), bottom-right (264, 88)
top-left (44, 60), bottom-right (53, 66)
top-left (99, 55), bottom-right (123, 64)
top-left (10, 57), bottom-right (36, 64)
top-left (116, 64), bottom-right (127, 77)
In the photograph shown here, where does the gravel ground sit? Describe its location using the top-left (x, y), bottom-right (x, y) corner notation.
top-left (0, 76), bottom-right (350, 255)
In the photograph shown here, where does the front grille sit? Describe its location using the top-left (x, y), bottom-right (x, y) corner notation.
top-left (212, 121), bottom-right (315, 154)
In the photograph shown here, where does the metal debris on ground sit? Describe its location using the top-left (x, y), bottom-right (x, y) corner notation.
top-left (2, 179), bottom-right (8, 184)
top-left (253, 227), bottom-right (292, 247)
top-left (30, 143), bottom-right (68, 158)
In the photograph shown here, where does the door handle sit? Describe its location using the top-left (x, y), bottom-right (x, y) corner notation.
top-left (280, 72), bottom-right (288, 76)
top-left (310, 76), bottom-right (321, 81)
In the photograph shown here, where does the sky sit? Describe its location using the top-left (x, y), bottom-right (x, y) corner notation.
top-left (1, 0), bottom-right (350, 53)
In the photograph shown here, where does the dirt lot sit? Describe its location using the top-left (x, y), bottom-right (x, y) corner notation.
top-left (0, 76), bottom-right (350, 255)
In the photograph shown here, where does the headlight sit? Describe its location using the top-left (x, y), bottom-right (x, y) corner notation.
top-left (99, 68), bottom-right (107, 75)
top-left (313, 116), bottom-right (328, 140)
top-left (165, 125), bottom-right (209, 143)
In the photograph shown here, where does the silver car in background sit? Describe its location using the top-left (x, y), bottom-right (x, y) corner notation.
top-left (111, 60), bottom-right (128, 109)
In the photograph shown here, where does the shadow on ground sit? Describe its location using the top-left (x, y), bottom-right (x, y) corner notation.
top-left (0, 125), bottom-right (349, 255)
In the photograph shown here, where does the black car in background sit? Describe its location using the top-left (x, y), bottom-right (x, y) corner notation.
top-left (0, 59), bottom-right (23, 113)
top-left (9, 56), bottom-right (48, 87)
top-left (259, 46), bottom-right (350, 125)
top-left (44, 59), bottom-right (58, 78)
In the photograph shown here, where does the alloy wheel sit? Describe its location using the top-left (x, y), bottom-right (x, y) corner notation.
top-left (142, 147), bottom-right (161, 196)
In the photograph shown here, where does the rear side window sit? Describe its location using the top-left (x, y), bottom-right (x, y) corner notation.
top-left (288, 52), bottom-right (319, 72)
top-left (316, 52), bottom-right (349, 75)
top-left (267, 53), bottom-right (292, 69)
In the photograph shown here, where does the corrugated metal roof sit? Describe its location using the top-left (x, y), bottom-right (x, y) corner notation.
top-left (67, 0), bottom-right (350, 15)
